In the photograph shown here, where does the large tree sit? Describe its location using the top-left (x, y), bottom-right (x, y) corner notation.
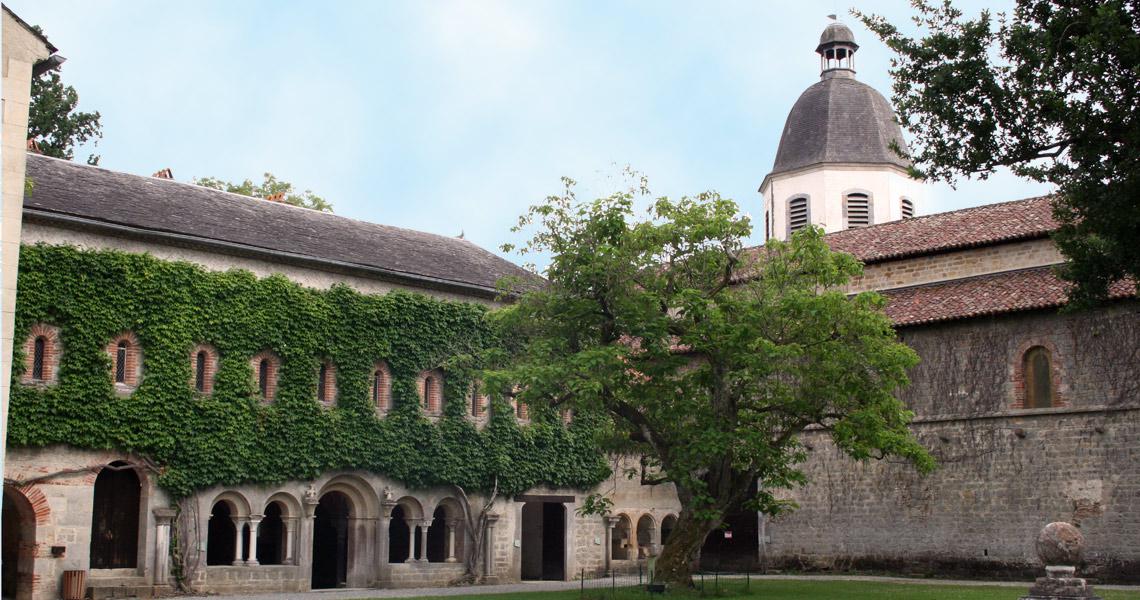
top-left (194, 173), bottom-right (333, 212)
top-left (856, 0), bottom-right (1140, 307)
top-left (28, 27), bottom-right (102, 164)
top-left (489, 178), bottom-right (933, 586)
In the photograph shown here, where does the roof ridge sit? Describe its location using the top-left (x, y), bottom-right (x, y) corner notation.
top-left (828, 194), bottom-right (1054, 235)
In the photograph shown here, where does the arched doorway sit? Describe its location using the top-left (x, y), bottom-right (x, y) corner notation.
top-left (257, 502), bottom-right (285, 565)
top-left (206, 501), bottom-right (236, 566)
top-left (89, 462), bottom-right (141, 569)
top-left (611, 514), bottom-right (632, 561)
top-left (426, 507), bottom-right (448, 562)
top-left (660, 515), bottom-right (677, 546)
top-left (636, 515), bottom-right (656, 558)
top-left (312, 492), bottom-right (351, 589)
top-left (388, 505), bottom-right (410, 563)
top-left (2, 487), bottom-right (36, 600)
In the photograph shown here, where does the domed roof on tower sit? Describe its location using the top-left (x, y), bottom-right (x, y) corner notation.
top-left (767, 20), bottom-right (911, 179)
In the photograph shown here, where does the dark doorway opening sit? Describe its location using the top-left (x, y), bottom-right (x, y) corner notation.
top-left (206, 502), bottom-right (236, 565)
top-left (426, 507), bottom-right (447, 562)
top-left (698, 479), bottom-right (759, 571)
top-left (257, 502), bottom-right (285, 565)
top-left (521, 502), bottom-right (565, 581)
top-left (2, 487), bottom-right (36, 600)
top-left (312, 492), bottom-right (350, 589)
top-left (89, 462), bottom-right (141, 569)
top-left (388, 505), bottom-right (410, 563)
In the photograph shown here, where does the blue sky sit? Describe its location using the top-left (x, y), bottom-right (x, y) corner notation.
top-left (11, 0), bottom-right (1050, 265)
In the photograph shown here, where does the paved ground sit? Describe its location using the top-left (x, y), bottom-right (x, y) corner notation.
top-left (175, 574), bottom-right (1140, 600)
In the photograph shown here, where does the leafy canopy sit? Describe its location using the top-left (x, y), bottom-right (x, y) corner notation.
top-left (28, 29), bottom-right (102, 165)
top-left (856, 0), bottom-right (1140, 307)
top-left (195, 173), bottom-right (333, 212)
top-left (490, 176), bottom-right (932, 583)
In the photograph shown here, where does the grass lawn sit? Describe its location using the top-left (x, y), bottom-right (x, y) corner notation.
top-left (396, 580), bottom-right (1140, 600)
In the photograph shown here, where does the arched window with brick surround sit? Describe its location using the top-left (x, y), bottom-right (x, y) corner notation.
top-left (371, 362), bottom-right (391, 414)
top-left (1023, 346), bottom-right (1055, 409)
top-left (469, 381), bottom-right (488, 419)
top-left (316, 360), bottom-right (337, 406)
top-left (251, 351), bottom-right (280, 402)
top-left (22, 323), bottom-right (61, 385)
top-left (107, 332), bottom-right (142, 393)
top-left (418, 370), bottom-right (444, 415)
top-left (191, 344), bottom-right (218, 395)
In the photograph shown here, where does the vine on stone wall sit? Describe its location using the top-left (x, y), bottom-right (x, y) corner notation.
top-left (8, 244), bottom-right (610, 497)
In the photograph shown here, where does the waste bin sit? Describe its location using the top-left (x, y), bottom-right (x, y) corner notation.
top-left (61, 570), bottom-right (86, 600)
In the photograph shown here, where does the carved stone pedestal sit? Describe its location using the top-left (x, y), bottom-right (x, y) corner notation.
top-left (1019, 566), bottom-right (1102, 600)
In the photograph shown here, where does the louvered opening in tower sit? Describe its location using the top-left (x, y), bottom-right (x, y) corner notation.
top-left (788, 197), bottom-right (810, 235)
top-left (901, 197), bottom-right (914, 219)
top-left (845, 193), bottom-right (872, 228)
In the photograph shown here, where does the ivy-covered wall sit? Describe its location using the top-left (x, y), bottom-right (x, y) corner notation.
top-left (9, 244), bottom-right (609, 497)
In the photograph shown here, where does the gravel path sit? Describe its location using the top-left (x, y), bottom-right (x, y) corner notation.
top-left (173, 574), bottom-right (1140, 600)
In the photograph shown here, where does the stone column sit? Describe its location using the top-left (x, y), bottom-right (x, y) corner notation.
top-left (298, 491), bottom-right (320, 581)
top-left (379, 500), bottom-right (397, 569)
top-left (483, 513), bottom-right (500, 580)
top-left (283, 518), bottom-right (297, 565)
top-left (152, 508), bottom-right (176, 587)
top-left (231, 517), bottom-right (247, 566)
top-left (601, 517), bottom-right (620, 579)
top-left (418, 520), bottom-right (432, 563)
top-left (446, 519), bottom-right (459, 562)
top-left (405, 522), bottom-right (417, 563)
top-left (247, 515), bottom-right (262, 566)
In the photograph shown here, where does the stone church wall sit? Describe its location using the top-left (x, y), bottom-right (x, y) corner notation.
top-left (764, 303), bottom-right (1140, 582)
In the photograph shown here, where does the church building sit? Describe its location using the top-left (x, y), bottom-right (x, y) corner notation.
top-left (2, 14), bottom-right (1137, 600)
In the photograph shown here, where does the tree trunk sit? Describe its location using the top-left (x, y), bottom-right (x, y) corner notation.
top-left (653, 509), bottom-right (717, 587)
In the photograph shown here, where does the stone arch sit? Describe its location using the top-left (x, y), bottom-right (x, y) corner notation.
top-left (636, 514), bottom-right (656, 558)
top-left (612, 513), bottom-right (633, 560)
top-left (394, 495), bottom-right (424, 521)
top-left (391, 496), bottom-right (426, 563)
top-left (319, 475), bottom-right (379, 519)
top-left (210, 491), bottom-right (252, 519)
top-left (258, 493), bottom-right (299, 566)
top-left (426, 497), bottom-right (465, 563)
top-left (1011, 338), bottom-right (1066, 409)
top-left (2, 486), bottom-right (37, 600)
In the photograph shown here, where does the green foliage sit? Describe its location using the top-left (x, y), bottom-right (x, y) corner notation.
top-left (28, 47), bottom-right (103, 165)
top-left (9, 244), bottom-right (608, 497)
top-left (491, 176), bottom-right (931, 582)
top-left (856, 0), bottom-right (1140, 307)
top-left (195, 173), bottom-right (333, 212)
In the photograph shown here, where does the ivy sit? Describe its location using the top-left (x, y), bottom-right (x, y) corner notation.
top-left (9, 244), bottom-right (610, 497)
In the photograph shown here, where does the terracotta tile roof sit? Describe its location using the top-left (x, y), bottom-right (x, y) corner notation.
top-left (823, 196), bottom-right (1058, 263)
top-left (881, 266), bottom-right (1136, 327)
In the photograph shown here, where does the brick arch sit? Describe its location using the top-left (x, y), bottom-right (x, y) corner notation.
top-left (370, 361), bottom-right (392, 414)
top-left (1011, 338), bottom-right (1066, 409)
top-left (250, 350), bottom-right (281, 403)
top-left (21, 323), bottom-right (61, 385)
top-left (417, 369), bottom-right (445, 415)
top-left (16, 485), bottom-right (51, 526)
top-left (190, 344), bottom-right (219, 395)
top-left (106, 331), bottom-right (143, 392)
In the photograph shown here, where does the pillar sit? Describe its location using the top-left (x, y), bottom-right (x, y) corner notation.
top-left (231, 517), bottom-right (247, 566)
top-left (446, 519), bottom-right (459, 563)
top-left (604, 516), bottom-right (618, 575)
top-left (483, 513), bottom-right (500, 580)
top-left (283, 517), bottom-right (297, 565)
top-left (405, 521), bottom-right (416, 563)
top-left (247, 515), bottom-right (262, 565)
top-left (651, 522), bottom-right (661, 557)
top-left (298, 492), bottom-right (320, 582)
top-left (152, 508), bottom-right (176, 586)
top-left (418, 520), bottom-right (431, 563)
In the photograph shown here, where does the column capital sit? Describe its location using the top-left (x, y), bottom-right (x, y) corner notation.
top-left (604, 516), bottom-right (620, 527)
top-left (484, 513), bottom-right (500, 525)
top-left (153, 507), bottom-right (177, 524)
top-left (381, 499), bottom-right (398, 519)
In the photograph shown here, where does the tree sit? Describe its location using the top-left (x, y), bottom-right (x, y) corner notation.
top-left (490, 177), bottom-right (933, 586)
top-left (194, 173), bottom-right (333, 212)
top-left (856, 0), bottom-right (1140, 307)
top-left (28, 28), bottom-right (102, 164)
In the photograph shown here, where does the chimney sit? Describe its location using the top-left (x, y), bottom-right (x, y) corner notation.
top-left (152, 168), bottom-right (174, 179)
top-left (264, 192), bottom-right (286, 203)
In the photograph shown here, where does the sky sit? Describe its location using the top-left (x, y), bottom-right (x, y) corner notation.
top-left (10, 0), bottom-right (1052, 266)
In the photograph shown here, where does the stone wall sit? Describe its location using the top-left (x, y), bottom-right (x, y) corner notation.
top-left (764, 303), bottom-right (1140, 582)
top-left (848, 238), bottom-right (1062, 293)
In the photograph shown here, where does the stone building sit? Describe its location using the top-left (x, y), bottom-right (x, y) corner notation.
top-left (3, 155), bottom-right (681, 600)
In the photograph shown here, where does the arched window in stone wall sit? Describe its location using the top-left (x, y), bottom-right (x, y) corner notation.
top-left (206, 501), bottom-right (236, 566)
top-left (844, 191), bottom-right (873, 228)
top-left (786, 196), bottom-right (810, 236)
top-left (257, 502), bottom-right (286, 565)
top-left (1023, 346), bottom-right (1055, 409)
top-left (21, 323), bottom-right (60, 385)
top-left (251, 351), bottom-right (280, 402)
top-left (419, 370), bottom-right (444, 415)
top-left (469, 381), bottom-right (488, 419)
top-left (107, 333), bottom-right (142, 393)
top-left (371, 362), bottom-right (391, 414)
top-left (316, 360), bottom-right (337, 406)
top-left (191, 344), bottom-right (218, 395)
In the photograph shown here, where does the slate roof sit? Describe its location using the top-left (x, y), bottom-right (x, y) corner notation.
top-left (767, 74), bottom-right (911, 180)
top-left (824, 195), bottom-right (1058, 264)
top-left (22, 154), bottom-right (537, 296)
top-left (881, 266), bottom-right (1136, 327)
top-left (816, 22), bottom-right (858, 52)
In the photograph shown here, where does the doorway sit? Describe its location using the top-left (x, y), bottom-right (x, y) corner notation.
top-left (311, 492), bottom-right (351, 589)
top-left (520, 501), bottom-right (566, 581)
top-left (2, 487), bottom-right (35, 600)
top-left (89, 462), bottom-right (141, 569)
